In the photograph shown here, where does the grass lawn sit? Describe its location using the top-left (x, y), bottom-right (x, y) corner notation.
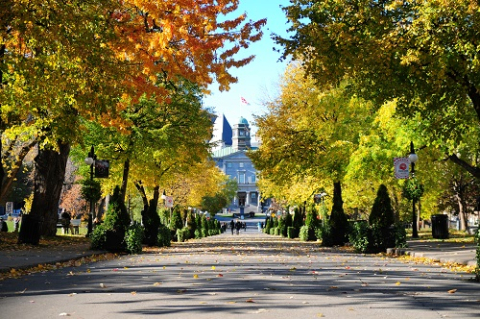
top-left (406, 228), bottom-right (475, 243)
top-left (2, 220), bottom-right (89, 237)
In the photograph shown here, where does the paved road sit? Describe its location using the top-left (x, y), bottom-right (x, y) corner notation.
top-left (0, 230), bottom-right (479, 319)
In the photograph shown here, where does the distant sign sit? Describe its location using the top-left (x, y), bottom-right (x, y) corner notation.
top-left (95, 160), bottom-right (109, 178)
top-left (394, 157), bottom-right (410, 179)
top-left (165, 196), bottom-right (174, 208)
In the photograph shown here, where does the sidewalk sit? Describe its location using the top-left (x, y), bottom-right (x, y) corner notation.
top-left (0, 241), bottom-right (105, 272)
top-left (388, 240), bottom-right (477, 266)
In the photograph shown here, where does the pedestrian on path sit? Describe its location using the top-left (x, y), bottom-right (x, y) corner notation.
top-left (257, 221), bottom-right (262, 232)
top-left (230, 219), bottom-right (234, 235)
top-left (235, 220), bottom-right (241, 235)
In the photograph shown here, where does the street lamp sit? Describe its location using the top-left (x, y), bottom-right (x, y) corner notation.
top-left (409, 141), bottom-right (419, 238)
top-left (85, 146), bottom-right (96, 236)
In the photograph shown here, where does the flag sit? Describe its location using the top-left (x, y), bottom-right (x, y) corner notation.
top-left (241, 97), bottom-right (250, 105)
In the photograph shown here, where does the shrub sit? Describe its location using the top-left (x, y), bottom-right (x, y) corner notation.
top-left (103, 186), bottom-right (130, 232)
top-left (90, 224), bottom-right (108, 250)
top-left (293, 208), bottom-right (303, 230)
top-left (157, 224), bottom-right (171, 247)
top-left (369, 184), bottom-right (396, 251)
top-left (142, 201), bottom-right (160, 246)
top-left (369, 184), bottom-right (394, 227)
top-left (125, 224), bottom-right (144, 254)
top-left (299, 225), bottom-right (309, 241)
top-left (273, 217), bottom-right (279, 228)
top-left (194, 229), bottom-right (202, 239)
top-left (201, 228), bottom-right (208, 238)
top-left (177, 227), bottom-right (188, 242)
top-left (264, 218), bottom-right (272, 234)
top-left (349, 221), bottom-right (371, 253)
top-left (92, 186), bottom-right (130, 252)
top-left (323, 183), bottom-right (349, 246)
top-left (287, 226), bottom-right (297, 239)
top-left (285, 212), bottom-right (293, 228)
top-left (274, 227), bottom-right (280, 236)
top-left (170, 209), bottom-right (183, 231)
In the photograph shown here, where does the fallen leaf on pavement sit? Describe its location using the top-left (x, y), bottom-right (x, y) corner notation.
top-left (447, 289), bottom-right (457, 294)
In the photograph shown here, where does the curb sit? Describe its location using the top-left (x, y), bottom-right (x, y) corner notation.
top-left (387, 247), bottom-right (477, 266)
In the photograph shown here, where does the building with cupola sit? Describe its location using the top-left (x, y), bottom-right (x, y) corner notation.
top-left (210, 114), bottom-right (270, 217)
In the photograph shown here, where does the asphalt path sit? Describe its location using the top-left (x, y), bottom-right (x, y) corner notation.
top-left (0, 227), bottom-right (479, 319)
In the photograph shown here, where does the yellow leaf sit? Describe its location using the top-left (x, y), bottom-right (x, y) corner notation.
top-left (447, 289), bottom-right (457, 294)
top-left (131, 291), bottom-right (137, 295)
top-left (211, 266), bottom-right (216, 270)
top-left (153, 282), bottom-right (161, 286)
top-left (193, 274), bottom-right (199, 279)
top-left (395, 282), bottom-right (401, 286)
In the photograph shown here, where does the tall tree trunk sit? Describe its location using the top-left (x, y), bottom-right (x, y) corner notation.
top-left (120, 159), bottom-right (129, 204)
top-left (455, 195), bottom-right (468, 231)
top-left (18, 142), bottom-right (70, 244)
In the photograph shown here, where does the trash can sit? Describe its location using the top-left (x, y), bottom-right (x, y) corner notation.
top-left (431, 214), bottom-right (449, 239)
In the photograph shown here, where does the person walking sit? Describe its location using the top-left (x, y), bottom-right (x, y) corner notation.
top-left (235, 220), bottom-right (241, 235)
top-left (230, 219), bottom-right (235, 235)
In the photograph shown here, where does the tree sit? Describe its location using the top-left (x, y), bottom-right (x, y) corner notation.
top-left (200, 178), bottom-right (238, 217)
top-left (3, 0), bottom-right (266, 242)
top-left (251, 64), bottom-right (372, 242)
top-left (276, 0), bottom-right (480, 178)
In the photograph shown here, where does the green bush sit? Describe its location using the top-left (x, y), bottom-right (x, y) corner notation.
top-left (201, 228), bottom-right (208, 238)
top-left (314, 225), bottom-right (323, 241)
top-left (103, 186), bottom-right (130, 232)
top-left (370, 184), bottom-right (394, 227)
top-left (287, 226), bottom-right (297, 239)
top-left (264, 218), bottom-right (272, 234)
top-left (177, 227), bottom-right (190, 242)
top-left (274, 227), bottom-right (281, 236)
top-left (170, 209), bottom-right (183, 231)
top-left (293, 208), bottom-right (303, 230)
top-left (90, 225), bottom-right (108, 250)
top-left (285, 213), bottom-right (293, 228)
top-left (142, 201), bottom-right (160, 246)
top-left (92, 186), bottom-right (130, 252)
top-left (325, 184), bottom-right (349, 246)
top-left (349, 221), bottom-right (406, 253)
top-left (157, 224), bottom-right (171, 247)
top-left (194, 228), bottom-right (202, 239)
top-left (349, 221), bottom-right (371, 253)
top-left (299, 225), bottom-right (309, 241)
top-left (125, 224), bottom-right (144, 254)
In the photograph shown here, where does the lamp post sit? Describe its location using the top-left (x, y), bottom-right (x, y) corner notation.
top-left (84, 146), bottom-right (96, 236)
top-left (409, 141), bottom-right (419, 238)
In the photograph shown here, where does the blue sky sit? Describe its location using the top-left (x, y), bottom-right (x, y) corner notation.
top-left (203, 0), bottom-right (292, 136)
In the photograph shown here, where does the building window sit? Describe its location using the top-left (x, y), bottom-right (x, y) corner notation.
top-left (239, 130), bottom-right (245, 136)
top-left (239, 162), bottom-right (244, 168)
top-left (239, 173), bottom-right (245, 184)
top-left (227, 163), bottom-right (232, 168)
top-left (251, 192), bottom-right (256, 199)
top-left (251, 175), bottom-right (255, 183)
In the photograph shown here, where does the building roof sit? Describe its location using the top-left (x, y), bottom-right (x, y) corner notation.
top-left (238, 116), bottom-right (249, 125)
top-left (211, 146), bottom-right (258, 159)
